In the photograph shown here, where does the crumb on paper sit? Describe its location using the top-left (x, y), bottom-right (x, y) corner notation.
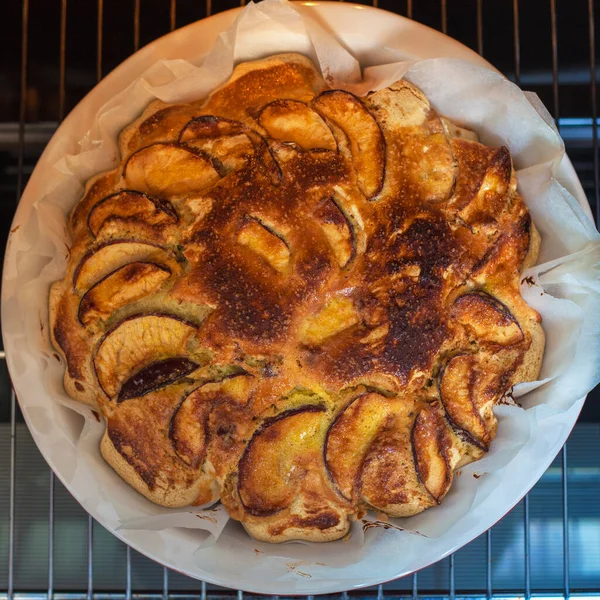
top-left (362, 519), bottom-right (405, 533)
top-left (53, 353), bottom-right (61, 362)
top-left (196, 514), bottom-right (217, 524)
top-left (473, 472), bottom-right (482, 479)
top-left (10, 225), bottom-right (20, 233)
top-left (285, 561), bottom-right (312, 578)
top-left (254, 548), bottom-right (263, 555)
top-left (521, 275), bottom-right (536, 286)
top-left (91, 410), bottom-right (101, 422)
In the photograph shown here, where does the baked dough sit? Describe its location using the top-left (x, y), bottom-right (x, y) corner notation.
top-left (50, 53), bottom-right (544, 543)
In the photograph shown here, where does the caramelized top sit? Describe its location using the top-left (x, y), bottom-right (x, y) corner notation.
top-left (50, 53), bottom-right (543, 543)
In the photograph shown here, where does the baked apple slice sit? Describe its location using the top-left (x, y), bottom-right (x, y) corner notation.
top-left (118, 357), bottom-right (198, 402)
top-left (299, 296), bottom-right (359, 346)
top-left (439, 354), bottom-right (500, 450)
top-left (123, 142), bottom-right (221, 197)
top-left (237, 217), bottom-right (291, 273)
top-left (359, 407), bottom-right (437, 517)
top-left (87, 190), bottom-right (178, 237)
top-left (314, 196), bottom-right (355, 268)
top-left (73, 240), bottom-right (177, 291)
top-left (325, 392), bottom-right (396, 501)
top-left (258, 100), bottom-right (337, 151)
top-left (365, 81), bottom-right (456, 203)
top-left (451, 292), bottom-right (523, 346)
top-left (179, 115), bottom-right (245, 139)
top-left (313, 90), bottom-right (385, 200)
top-left (170, 373), bottom-right (255, 468)
top-left (325, 393), bottom-right (454, 510)
top-left (237, 405), bottom-right (327, 516)
top-left (457, 146), bottom-right (513, 221)
top-left (180, 116), bottom-right (281, 183)
top-left (411, 402), bottom-right (455, 502)
top-left (78, 261), bottom-right (171, 325)
top-left (93, 314), bottom-right (199, 399)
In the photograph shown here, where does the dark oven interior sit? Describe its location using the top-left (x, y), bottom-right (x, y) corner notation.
top-left (0, 0), bottom-right (598, 598)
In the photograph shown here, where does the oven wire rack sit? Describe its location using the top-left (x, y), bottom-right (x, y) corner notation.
top-left (1, 0), bottom-right (599, 598)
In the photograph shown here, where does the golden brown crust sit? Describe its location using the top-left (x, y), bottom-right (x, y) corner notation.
top-left (50, 53), bottom-right (544, 543)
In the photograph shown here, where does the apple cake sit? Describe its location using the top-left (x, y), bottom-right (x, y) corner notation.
top-left (50, 53), bottom-right (544, 543)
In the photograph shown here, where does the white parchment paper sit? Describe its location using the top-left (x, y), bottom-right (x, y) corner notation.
top-left (3, 0), bottom-right (600, 586)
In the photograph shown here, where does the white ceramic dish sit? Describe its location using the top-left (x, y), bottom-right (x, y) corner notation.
top-left (3, 2), bottom-right (592, 594)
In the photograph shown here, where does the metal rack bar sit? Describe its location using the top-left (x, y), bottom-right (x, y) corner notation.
top-left (9, 0), bottom-right (30, 597)
top-left (87, 517), bottom-right (93, 600)
top-left (134, 0), bottom-right (140, 53)
top-left (170, 0), bottom-right (177, 32)
top-left (449, 554), bottom-right (455, 600)
top-left (58, 0), bottom-right (67, 121)
top-left (441, 0), bottom-right (447, 34)
top-left (524, 495), bottom-right (531, 600)
top-left (550, 0), bottom-right (560, 120)
top-left (513, 0), bottom-right (520, 85)
top-left (49, 473), bottom-right (54, 600)
top-left (8, 391), bottom-right (16, 600)
top-left (562, 446), bottom-right (570, 599)
top-left (476, 0), bottom-right (483, 56)
top-left (125, 547), bottom-right (131, 600)
top-left (407, 0), bottom-right (413, 20)
top-left (486, 530), bottom-right (492, 600)
top-left (97, 0), bottom-right (103, 82)
top-left (412, 572), bottom-right (418, 600)
top-left (589, 0), bottom-right (600, 227)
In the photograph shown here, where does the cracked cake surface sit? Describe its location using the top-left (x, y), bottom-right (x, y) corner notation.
top-left (50, 53), bottom-right (544, 543)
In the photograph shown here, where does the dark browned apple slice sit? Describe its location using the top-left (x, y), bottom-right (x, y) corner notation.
top-left (169, 386), bottom-right (211, 468)
top-left (458, 146), bottom-right (513, 222)
top-left (87, 190), bottom-right (178, 237)
top-left (238, 405), bottom-right (326, 516)
top-left (94, 314), bottom-right (198, 399)
top-left (439, 354), bottom-right (498, 449)
top-left (411, 402), bottom-right (453, 502)
top-left (123, 142), bottom-right (221, 197)
top-left (359, 406), bottom-right (436, 517)
top-left (122, 103), bottom-right (197, 155)
top-left (313, 90), bottom-right (385, 200)
top-left (118, 357), bottom-right (198, 402)
top-left (78, 261), bottom-right (171, 325)
top-left (169, 373), bottom-right (255, 468)
top-left (324, 393), bottom-right (396, 501)
top-left (314, 197), bottom-right (355, 267)
top-left (73, 240), bottom-right (177, 291)
top-left (451, 292), bottom-right (523, 346)
top-left (179, 115), bottom-right (245, 140)
top-left (258, 100), bottom-right (337, 151)
top-left (237, 217), bottom-right (290, 272)
top-left (365, 81), bottom-right (456, 203)
top-left (185, 133), bottom-right (255, 174)
top-left (180, 116), bottom-right (281, 183)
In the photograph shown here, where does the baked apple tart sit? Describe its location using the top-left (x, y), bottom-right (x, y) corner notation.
top-left (50, 53), bottom-right (544, 543)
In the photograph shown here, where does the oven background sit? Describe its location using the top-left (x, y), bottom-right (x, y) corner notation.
top-left (0, 0), bottom-right (598, 597)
